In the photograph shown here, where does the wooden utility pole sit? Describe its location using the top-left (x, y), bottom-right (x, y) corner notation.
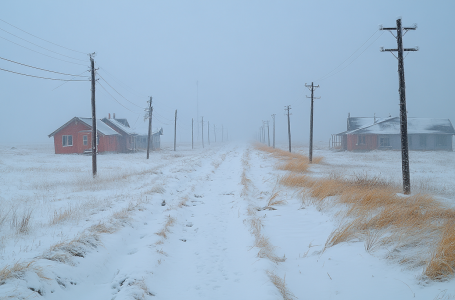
top-left (305, 82), bottom-right (320, 164)
top-left (146, 96), bottom-right (153, 159)
top-left (174, 110), bottom-right (177, 151)
top-left (202, 116), bottom-right (204, 148)
top-left (192, 118), bottom-right (194, 149)
top-left (208, 121), bottom-right (210, 145)
top-left (380, 18), bottom-right (418, 195)
top-left (90, 53), bottom-right (97, 177)
top-left (271, 114), bottom-right (276, 148)
top-left (285, 105), bottom-right (292, 152)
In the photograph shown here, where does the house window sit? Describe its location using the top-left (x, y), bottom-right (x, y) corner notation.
top-left (436, 135), bottom-right (448, 146)
top-left (62, 135), bottom-right (73, 147)
top-left (420, 135), bottom-right (427, 147)
top-left (83, 135), bottom-right (88, 145)
top-left (380, 137), bottom-right (390, 147)
top-left (357, 135), bottom-right (365, 145)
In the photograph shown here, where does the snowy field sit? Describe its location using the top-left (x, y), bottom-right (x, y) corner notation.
top-left (1, 142), bottom-right (455, 299)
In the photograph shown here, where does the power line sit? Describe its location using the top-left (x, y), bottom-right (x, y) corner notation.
top-left (0, 67), bottom-right (89, 81)
top-left (0, 35), bottom-right (87, 66)
top-left (318, 31), bottom-right (384, 82)
top-left (0, 56), bottom-right (87, 77)
top-left (97, 73), bottom-right (144, 109)
top-left (0, 26), bottom-right (85, 62)
top-left (51, 70), bottom-right (90, 91)
top-left (0, 18), bottom-right (86, 55)
top-left (317, 30), bottom-right (379, 81)
top-left (96, 81), bottom-right (142, 114)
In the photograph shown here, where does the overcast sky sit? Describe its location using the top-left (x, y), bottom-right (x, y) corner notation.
top-left (1, 1), bottom-right (454, 146)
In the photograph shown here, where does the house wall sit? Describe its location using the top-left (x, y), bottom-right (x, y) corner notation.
top-left (53, 120), bottom-right (90, 154)
top-left (346, 134), bottom-right (377, 151)
top-left (409, 134), bottom-right (452, 151)
top-left (77, 132), bottom-right (118, 153)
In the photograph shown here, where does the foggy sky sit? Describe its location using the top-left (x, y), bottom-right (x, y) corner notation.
top-left (1, 1), bottom-right (454, 146)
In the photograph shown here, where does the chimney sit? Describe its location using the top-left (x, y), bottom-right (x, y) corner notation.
top-left (108, 113), bottom-right (111, 119)
top-left (113, 113), bottom-right (116, 119)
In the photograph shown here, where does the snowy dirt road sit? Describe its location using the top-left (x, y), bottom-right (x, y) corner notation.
top-left (1, 143), bottom-right (455, 299)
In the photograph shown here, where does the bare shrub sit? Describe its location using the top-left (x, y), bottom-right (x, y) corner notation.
top-left (11, 210), bottom-right (33, 234)
top-left (155, 215), bottom-right (176, 239)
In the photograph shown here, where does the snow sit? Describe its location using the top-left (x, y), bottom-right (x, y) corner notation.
top-left (0, 142), bottom-right (455, 299)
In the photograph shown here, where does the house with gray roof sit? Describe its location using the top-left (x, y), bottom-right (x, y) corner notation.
top-left (331, 114), bottom-right (455, 151)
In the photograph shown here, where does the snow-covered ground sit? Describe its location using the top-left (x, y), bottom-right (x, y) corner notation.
top-left (0, 142), bottom-right (454, 299)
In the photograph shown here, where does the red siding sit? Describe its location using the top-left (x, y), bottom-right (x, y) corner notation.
top-left (53, 120), bottom-right (119, 154)
top-left (53, 120), bottom-right (90, 154)
top-left (347, 134), bottom-right (377, 151)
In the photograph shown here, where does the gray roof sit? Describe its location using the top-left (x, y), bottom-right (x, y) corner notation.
top-left (342, 117), bottom-right (455, 135)
top-left (102, 118), bottom-right (137, 135)
top-left (48, 117), bottom-right (120, 137)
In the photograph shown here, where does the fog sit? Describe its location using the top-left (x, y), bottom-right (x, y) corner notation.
top-left (1, 1), bottom-right (454, 146)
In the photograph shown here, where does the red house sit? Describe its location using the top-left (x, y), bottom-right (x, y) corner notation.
top-left (48, 117), bottom-right (120, 154)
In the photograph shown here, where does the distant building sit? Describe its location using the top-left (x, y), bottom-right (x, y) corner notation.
top-left (48, 115), bottom-right (163, 154)
top-left (331, 114), bottom-right (455, 151)
top-left (48, 117), bottom-right (120, 154)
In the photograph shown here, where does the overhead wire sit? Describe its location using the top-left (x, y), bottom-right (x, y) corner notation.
top-left (0, 56), bottom-right (87, 77)
top-left (316, 29), bottom-right (380, 82)
top-left (0, 67), bottom-right (89, 81)
top-left (97, 72), bottom-right (144, 109)
top-left (0, 26), bottom-right (86, 62)
top-left (96, 81), bottom-right (142, 114)
top-left (0, 35), bottom-right (87, 66)
top-left (318, 31), bottom-right (384, 82)
top-left (0, 18), bottom-right (86, 55)
top-left (51, 70), bottom-right (90, 91)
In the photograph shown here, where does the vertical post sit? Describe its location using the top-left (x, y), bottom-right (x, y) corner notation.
top-left (146, 96), bottom-right (153, 159)
top-left (192, 118), bottom-right (194, 149)
top-left (202, 116), bottom-right (204, 148)
top-left (309, 82), bottom-right (314, 163)
top-left (396, 18), bottom-right (411, 194)
top-left (174, 109), bottom-right (177, 151)
top-left (267, 121), bottom-right (270, 147)
top-left (90, 54), bottom-right (97, 177)
top-left (271, 114), bottom-right (276, 148)
top-left (286, 105), bottom-right (292, 153)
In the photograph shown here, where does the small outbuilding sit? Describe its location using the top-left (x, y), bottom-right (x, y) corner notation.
top-left (48, 117), bottom-right (120, 154)
top-left (331, 114), bottom-right (455, 151)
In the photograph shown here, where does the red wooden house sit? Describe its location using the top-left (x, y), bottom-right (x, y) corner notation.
top-left (48, 117), bottom-right (120, 154)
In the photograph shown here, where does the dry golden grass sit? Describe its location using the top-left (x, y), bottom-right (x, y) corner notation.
top-left (266, 271), bottom-right (296, 300)
top-left (263, 144), bottom-right (455, 280)
top-left (155, 215), bottom-right (176, 239)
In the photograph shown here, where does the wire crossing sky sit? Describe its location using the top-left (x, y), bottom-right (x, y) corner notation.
top-left (0, 0), bottom-right (454, 145)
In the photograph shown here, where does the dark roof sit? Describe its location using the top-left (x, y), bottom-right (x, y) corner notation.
top-left (347, 117), bottom-right (388, 131)
top-left (102, 118), bottom-right (137, 136)
top-left (114, 118), bottom-right (130, 127)
top-left (343, 117), bottom-right (455, 135)
top-left (48, 117), bottom-right (120, 137)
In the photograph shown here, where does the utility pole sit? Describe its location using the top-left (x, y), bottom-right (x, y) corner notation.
top-left (174, 109), bottom-right (177, 151)
top-left (192, 118), bottom-right (194, 149)
top-left (305, 82), bottom-right (320, 164)
top-left (380, 18), bottom-right (418, 195)
top-left (90, 53), bottom-right (97, 177)
top-left (146, 97), bottom-right (153, 159)
top-left (267, 121), bottom-right (270, 147)
top-left (202, 116), bottom-right (204, 148)
top-left (196, 81), bottom-right (199, 141)
top-left (271, 114), bottom-right (276, 148)
top-left (285, 105), bottom-right (292, 152)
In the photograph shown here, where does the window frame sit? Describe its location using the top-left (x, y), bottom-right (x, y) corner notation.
top-left (379, 137), bottom-right (390, 147)
top-left (62, 135), bottom-right (73, 147)
top-left (83, 135), bottom-right (88, 146)
top-left (357, 135), bottom-right (366, 145)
